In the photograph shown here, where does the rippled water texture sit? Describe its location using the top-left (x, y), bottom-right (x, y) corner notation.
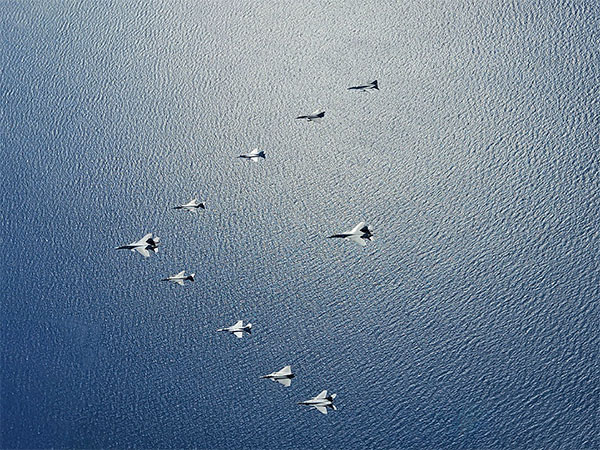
top-left (1, 1), bottom-right (599, 448)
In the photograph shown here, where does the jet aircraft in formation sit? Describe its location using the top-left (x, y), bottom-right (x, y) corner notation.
top-left (217, 320), bottom-right (253, 338)
top-left (115, 78), bottom-right (380, 416)
top-left (161, 270), bottom-right (195, 286)
top-left (328, 222), bottom-right (373, 246)
top-left (260, 367), bottom-right (335, 412)
top-left (116, 233), bottom-right (160, 257)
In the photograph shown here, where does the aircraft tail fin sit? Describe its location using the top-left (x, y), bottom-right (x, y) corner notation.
top-left (258, 151), bottom-right (265, 159)
top-left (371, 80), bottom-right (379, 90)
top-left (187, 274), bottom-right (195, 282)
top-left (245, 323), bottom-right (252, 333)
top-left (360, 226), bottom-right (372, 239)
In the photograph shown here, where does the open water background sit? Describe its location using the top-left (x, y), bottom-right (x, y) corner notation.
top-left (1, 1), bottom-right (599, 448)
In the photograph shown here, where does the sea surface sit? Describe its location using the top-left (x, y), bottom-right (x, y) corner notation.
top-left (1, 1), bottom-right (598, 449)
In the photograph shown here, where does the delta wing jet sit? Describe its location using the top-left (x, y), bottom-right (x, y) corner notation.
top-left (261, 366), bottom-right (295, 387)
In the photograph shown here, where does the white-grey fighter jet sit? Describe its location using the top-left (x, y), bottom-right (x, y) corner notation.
top-left (173, 198), bottom-right (205, 212)
top-left (238, 148), bottom-right (266, 161)
top-left (161, 270), bottom-right (195, 286)
top-left (217, 320), bottom-right (252, 338)
top-left (296, 109), bottom-right (325, 122)
top-left (298, 390), bottom-right (337, 415)
top-left (260, 366), bottom-right (295, 387)
top-left (328, 222), bottom-right (373, 246)
top-left (116, 233), bottom-right (160, 257)
top-left (348, 80), bottom-right (379, 91)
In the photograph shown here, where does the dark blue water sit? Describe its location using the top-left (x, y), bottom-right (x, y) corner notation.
top-left (2, 1), bottom-right (599, 448)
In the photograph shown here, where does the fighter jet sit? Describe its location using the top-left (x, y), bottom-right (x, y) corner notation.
top-left (116, 233), bottom-right (160, 257)
top-left (296, 109), bottom-right (325, 122)
top-left (328, 222), bottom-right (373, 246)
top-left (173, 198), bottom-right (205, 212)
top-left (161, 270), bottom-right (195, 286)
top-left (239, 148), bottom-right (266, 161)
top-left (298, 390), bottom-right (337, 415)
top-left (348, 80), bottom-right (379, 91)
top-left (260, 366), bottom-right (295, 387)
top-left (217, 320), bottom-right (252, 338)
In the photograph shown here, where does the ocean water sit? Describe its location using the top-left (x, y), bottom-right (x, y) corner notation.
top-left (1, 0), bottom-right (598, 448)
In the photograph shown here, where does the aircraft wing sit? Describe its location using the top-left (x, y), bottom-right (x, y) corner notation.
top-left (277, 378), bottom-right (292, 387)
top-left (248, 148), bottom-right (260, 156)
top-left (175, 280), bottom-right (184, 286)
top-left (233, 320), bottom-right (244, 328)
top-left (134, 247), bottom-right (150, 257)
top-left (350, 222), bottom-right (366, 234)
top-left (175, 271), bottom-right (185, 277)
top-left (233, 331), bottom-right (243, 338)
top-left (315, 406), bottom-right (328, 415)
top-left (348, 235), bottom-right (367, 246)
top-left (315, 390), bottom-right (328, 399)
top-left (135, 233), bottom-right (153, 245)
top-left (279, 366), bottom-right (292, 375)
